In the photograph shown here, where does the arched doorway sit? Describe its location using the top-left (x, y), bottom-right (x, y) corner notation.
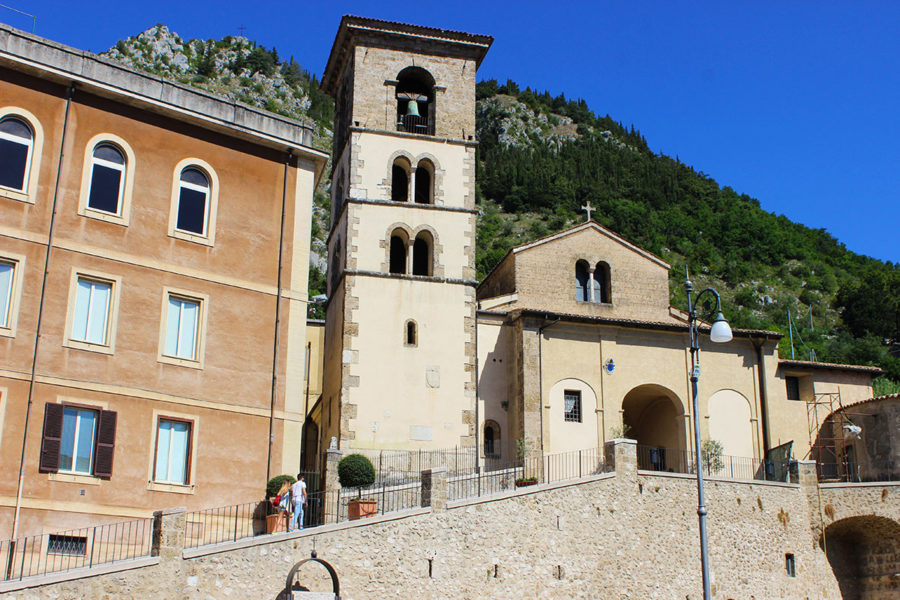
top-left (622, 384), bottom-right (687, 472)
top-left (822, 515), bottom-right (900, 599)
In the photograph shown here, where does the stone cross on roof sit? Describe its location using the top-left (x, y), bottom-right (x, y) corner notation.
top-left (581, 201), bottom-right (594, 222)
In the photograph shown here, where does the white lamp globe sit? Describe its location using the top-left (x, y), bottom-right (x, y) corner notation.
top-left (710, 313), bottom-right (733, 343)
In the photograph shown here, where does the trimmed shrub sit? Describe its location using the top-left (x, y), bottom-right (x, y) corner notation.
top-left (266, 474), bottom-right (296, 499)
top-left (338, 453), bottom-right (376, 490)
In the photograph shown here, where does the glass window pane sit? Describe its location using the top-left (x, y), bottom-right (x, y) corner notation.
top-left (155, 421), bottom-right (172, 481)
top-left (93, 144), bottom-right (124, 164)
top-left (176, 187), bottom-right (207, 234)
top-left (180, 168), bottom-right (208, 187)
top-left (74, 410), bottom-right (96, 473)
top-left (169, 421), bottom-right (189, 484)
top-left (0, 118), bottom-right (32, 139)
top-left (72, 279), bottom-right (92, 341)
top-left (86, 282), bottom-right (110, 344)
top-left (0, 138), bottom-right (28, 190)
top-left (87, 164), bottom-right (123, 213)
top-left (0, 262), bottom-right (13, 328)
top-left (165, 297), bottom-right (181, 357)
top-left (178, 300), bottom-right (198, 359)
top-left (60, 408), bottom-right (77, 472)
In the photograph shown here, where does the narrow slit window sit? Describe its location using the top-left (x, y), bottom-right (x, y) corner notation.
top-left (0, 117), bottom-right (34, 192)
top-left (405, 320), bottom-right (417, 346)
top-left (87, 144), bottom-right (126, 214)
top-left (176, 168), bottom-right (210, 235)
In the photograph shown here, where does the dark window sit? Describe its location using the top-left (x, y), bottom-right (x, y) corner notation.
top-left (176, 168), bottom-right (209, 235)
top-left (405, 320), bottom-right (417, 346)
top-left (785, 553), bottom-right (795, 577)
top-left (413, 235), bottom-right (431, 276)
top-left (391, 163), bottom-right (408, 202)
top-left (484, 426), bottom-right (495, 456)
top-left (389, 235), bottom-right (407, 274)
top-left (594, 261), bottom-right (611, 303)
top-left (564, 390), bottom-right (582, 423)
top-left (575, 262), bottom-right (589, 302)
top-left (87, 144), bottom-right (125, 214)
top-left (785, 376), bottom-right (800, 401)
top-left (414, 164), bottom-right (432, 204)
top-left (330, 238), bottom-right (341, 292)
top-left (0, 117), bottom-right (33, 191)
top-left (48, 534), bottom-right (87, 556)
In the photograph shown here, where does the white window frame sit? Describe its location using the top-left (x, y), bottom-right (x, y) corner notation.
top-left (0, 107), bottom-right (43, 203)
top-left (63, 268), bottom-right (121, 355)
top-left (167, 158), bottom-right (219, 246)
top-left (58, 406), bottom-right (98, 476)
top-left (146, 408), bottom-right (198, 494)
top-left (0, 253), bottom-right (25, 338)
top-left (153, 417), bottom-right (193, 485)
top-left (77, 134), bottom-right (136, 226)
top-left (158, 287), bottom-right (208, 369)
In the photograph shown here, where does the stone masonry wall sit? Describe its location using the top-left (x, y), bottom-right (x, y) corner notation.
top-left (5, 444), bottom-right (900, 599)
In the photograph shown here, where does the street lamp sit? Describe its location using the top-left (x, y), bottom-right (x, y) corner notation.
top-left (685, 270), bottom-right (732, 600)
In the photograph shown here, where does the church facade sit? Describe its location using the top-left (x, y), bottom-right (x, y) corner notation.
top-left (306, 17), bottom-right (879, 477)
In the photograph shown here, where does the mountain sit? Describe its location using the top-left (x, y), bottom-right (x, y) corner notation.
top-left (101, 27), bottom-right (900, 390)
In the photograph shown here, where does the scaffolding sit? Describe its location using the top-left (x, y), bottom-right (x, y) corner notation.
top-left (806, 391), bottom-right (849, 480)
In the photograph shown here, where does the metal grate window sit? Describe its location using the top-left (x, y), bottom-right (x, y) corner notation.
top-left (564, 390), bottom-right (582, 423)
top-left (47, 534), bottom-right (87, 556)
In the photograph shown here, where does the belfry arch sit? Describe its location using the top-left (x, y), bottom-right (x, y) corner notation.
top-left (621, 384), bottom-right (687, 472)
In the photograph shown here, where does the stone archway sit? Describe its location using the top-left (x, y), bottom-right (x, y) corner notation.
top-left (622, 384), bottom-right (687, 472)
top-left (822, 515), bottom-right (900, 599)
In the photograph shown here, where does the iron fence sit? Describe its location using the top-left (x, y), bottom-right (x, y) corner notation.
top-left (183, 500), bottom-right (269, 549)
top-left (636, 445), bottom-right (782, 481)
top-left (1, 517), bottom-right (153, 582)
top-left (816, 462), bottom-right (898, 483)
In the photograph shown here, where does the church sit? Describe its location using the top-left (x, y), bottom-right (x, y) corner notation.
top-left (303, 16), bottom-right (879, 477)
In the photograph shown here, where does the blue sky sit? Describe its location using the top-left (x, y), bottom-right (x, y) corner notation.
top-left (4, 1), bottom-right (898, 264)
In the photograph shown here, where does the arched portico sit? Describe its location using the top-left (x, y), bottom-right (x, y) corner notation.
top-left (622, 384), bottom-right (687, 472)
top-left (822, 515), bottom-right (900, 599)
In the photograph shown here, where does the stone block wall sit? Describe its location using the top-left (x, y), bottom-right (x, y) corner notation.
top-left (5, 442), bottom-right (900, 599)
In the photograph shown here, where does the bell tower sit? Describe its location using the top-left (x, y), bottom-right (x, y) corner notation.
top-left (318, 17), bottom-right (492, 453)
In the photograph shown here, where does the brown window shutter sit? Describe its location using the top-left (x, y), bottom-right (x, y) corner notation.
top-left (92, 410), bottom-right (117, 478)
top-left (39, 403), bottom-right (64, 473)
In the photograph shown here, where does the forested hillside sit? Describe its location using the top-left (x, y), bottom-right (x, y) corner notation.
top-left (103, 27), bottom-right (900, 391)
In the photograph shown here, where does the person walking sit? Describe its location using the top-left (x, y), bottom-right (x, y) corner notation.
top-left (289, 474), bottom-right (307, 532)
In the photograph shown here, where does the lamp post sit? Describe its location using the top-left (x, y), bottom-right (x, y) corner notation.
top-left (685, 271), bottom-right (732, 600)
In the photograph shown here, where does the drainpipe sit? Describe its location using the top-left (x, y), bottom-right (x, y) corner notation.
top-left (267, 150), bottom-right (292, 483)
top-left (12, 82), bottom-right (76, 540)
top-left (753, 337), bottom-right (772, 455)
top-left (474, 308), bottom-right (480, 476)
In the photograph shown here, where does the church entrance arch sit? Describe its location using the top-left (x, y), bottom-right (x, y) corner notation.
top-left (621, 384), bottom-right (687, 472)
top-left (822, 515), bottom-right (900, 599)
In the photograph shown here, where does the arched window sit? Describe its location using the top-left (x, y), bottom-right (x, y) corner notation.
top-left (484, 420), bottom-right (500, 458)
top-left (412, 232), bottom-right (432, 276)
top-left (176, 167), bottom-right (210, 235)
top-left (389, 231), bottom-right (408, 274)
top-left (87, 144), bottom-right (126, 214)
top-left (0, 117), bottom-right (34, 192)
top-left (396, 67), bottom-right (435, 135)
top-left (594, 261), bottom-right (611, 303)
top-left (575, 261), bottom-right (590, 302)
top-left (414, 159), bottom-right (433, 204)
top-left (391, 158), bottom-right (409, 202)
top-left (405, 320), bottom-right (417, 347)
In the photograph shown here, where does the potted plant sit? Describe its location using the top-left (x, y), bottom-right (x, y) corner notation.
top-left (515, 476), bottom-right (538, 488)
top-left (338, 453), bottom-right (377, 520)
top-left (265, 474), bottom-right (295, 533)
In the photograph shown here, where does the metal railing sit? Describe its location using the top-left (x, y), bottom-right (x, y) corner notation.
top-left (1, 517), bottom-right (153, 582)
top-left (636, 445), bottom-right (781, 481)
top-left (816, 462), bottom-right (898, 483)
top-left (183, 500), bottom-right (268, 549)
top-left (449, 447), bottom-right (609, 501)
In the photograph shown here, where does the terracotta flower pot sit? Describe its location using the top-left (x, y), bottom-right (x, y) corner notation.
top-left (348, 499), bottom-right (377, 520)
top-left (266, 511), bottom-right (289, 533)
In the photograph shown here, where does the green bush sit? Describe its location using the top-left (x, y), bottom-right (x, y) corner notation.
top-left (266, 474), bottom-right (296, 498)
top-left (338, 453), bottom-right (375, 490)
